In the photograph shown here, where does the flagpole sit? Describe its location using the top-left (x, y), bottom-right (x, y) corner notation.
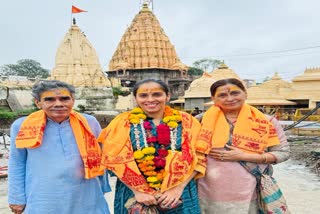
top-left (71, 10), bottom-right (73, 26)
top-left (70, 1), bottom-right (74, 26)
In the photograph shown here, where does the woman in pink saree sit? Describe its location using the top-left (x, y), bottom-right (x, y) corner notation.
top-left (196, 78), bottom-right (290, 214)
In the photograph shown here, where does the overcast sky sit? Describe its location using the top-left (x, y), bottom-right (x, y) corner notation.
top-left (1, 0), bottom-right (320, 82)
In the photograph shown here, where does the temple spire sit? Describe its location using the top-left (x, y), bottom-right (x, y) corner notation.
top-left (50, 23), bottom-right (111, 87)
top-left (108, 0), bottom-right (187, 71)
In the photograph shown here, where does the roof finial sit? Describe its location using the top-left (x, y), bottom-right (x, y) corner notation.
top-left (141, 0), bottom-right (153, 11)
top-left (218, 61), bottom-right (228, 69)
top-left (73, 18), bottom-right (76, 25)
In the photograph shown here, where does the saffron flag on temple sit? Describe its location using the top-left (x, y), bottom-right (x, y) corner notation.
top-left (72, 5), bottom-right (87, 13)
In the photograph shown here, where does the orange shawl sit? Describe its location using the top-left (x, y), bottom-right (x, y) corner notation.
top-left (15, 110), bottom-right (103, 179)
top-left (98, 111), bottom-right (206, 194)
top-left (197, 104), bottom-right (280, 154)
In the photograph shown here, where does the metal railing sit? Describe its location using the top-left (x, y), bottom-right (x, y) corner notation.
top-left (284, 103), bottom-right (320, 131)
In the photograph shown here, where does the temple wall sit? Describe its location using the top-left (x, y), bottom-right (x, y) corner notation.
top-left (0, 87), bottom-right (115, 112)
top-left (115, 93), bottom-right (135, 111)
top-left (75, 87), bottom-right (115, 111)
top-left (292, 81), bottom-right (320, 91)
top-left (8, 88), bottom-right (33, 110)
top-left (184, 97), bottom-right (211, 111)
top-left (0, 86), bottom-right (7, 100)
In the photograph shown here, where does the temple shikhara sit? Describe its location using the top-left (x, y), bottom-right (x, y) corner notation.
top-left (50, 19), bottom-right (111, 87)
top-left (107, 2), bottom-right (190, 99)
top-left (49, 18), bottom-right (115, 112)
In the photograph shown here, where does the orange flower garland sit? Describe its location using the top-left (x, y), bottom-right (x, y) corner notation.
top-left (130, 106), bottom-right (182, 189)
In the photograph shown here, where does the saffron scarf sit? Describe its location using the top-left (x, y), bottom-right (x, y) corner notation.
top-left (98, 111), bottom-right (206, 194)
top-left (15, 110), bottom-right (103, 179)
top-left (197, 104), bottom-right (280, 154)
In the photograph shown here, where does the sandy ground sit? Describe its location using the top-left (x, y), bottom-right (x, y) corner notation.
top-left (273, 160), bottom-right (320, 214)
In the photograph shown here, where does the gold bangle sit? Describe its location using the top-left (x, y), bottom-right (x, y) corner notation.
top-left (261, 153), bottom-right (268, 163)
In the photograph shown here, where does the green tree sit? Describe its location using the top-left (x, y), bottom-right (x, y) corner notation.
top-left (0, 59), bottom-right (49, 78)
top-left (192, 58), bottom-right (223, 72)
top-left (187, 66), bottom-right (204, 76)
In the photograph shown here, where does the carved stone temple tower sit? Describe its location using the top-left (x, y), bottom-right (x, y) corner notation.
top-left (50, 19), bottom-right (111, 87)
top-left (50, 19), bottom-right (114, 111)
top-left (107, 2), bottom-right (190, 99)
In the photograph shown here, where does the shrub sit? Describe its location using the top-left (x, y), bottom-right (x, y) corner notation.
top-left (0, 109), bottom-right (36, 120)
top-left (0, 111), bottom-right (18, 120)
top-left (112, 87), bottom-right (130, 98)
top-left (77, 104), bottom-right (86, 112)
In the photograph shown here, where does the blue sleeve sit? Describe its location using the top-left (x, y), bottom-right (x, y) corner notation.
top-left (83, 114), bottom-right (111, 193)
top-left (8, 118), bottom-right (27, 205)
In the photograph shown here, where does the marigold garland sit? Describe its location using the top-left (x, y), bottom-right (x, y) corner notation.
top-left (130, 106), bottom-right (181, 189)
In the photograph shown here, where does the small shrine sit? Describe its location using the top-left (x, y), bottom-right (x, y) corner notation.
top-left (247, 72), bottom-right (295, 105)
top-left (288, 67), bottom-right (320, 108)
top-left (246, 73), bottom-right (296, 117)
top-left (183, 63), bottom-right (240, 110)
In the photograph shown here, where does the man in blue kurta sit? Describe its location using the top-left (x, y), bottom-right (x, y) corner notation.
top-left (8, 80), bottom-right (111, 214)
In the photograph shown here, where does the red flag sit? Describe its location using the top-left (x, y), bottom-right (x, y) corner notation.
top-left (72, 5), bottom-right (87, 13)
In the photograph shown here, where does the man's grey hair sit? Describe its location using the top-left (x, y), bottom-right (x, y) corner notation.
top-left (32, 80), bottom-right (75, 100)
